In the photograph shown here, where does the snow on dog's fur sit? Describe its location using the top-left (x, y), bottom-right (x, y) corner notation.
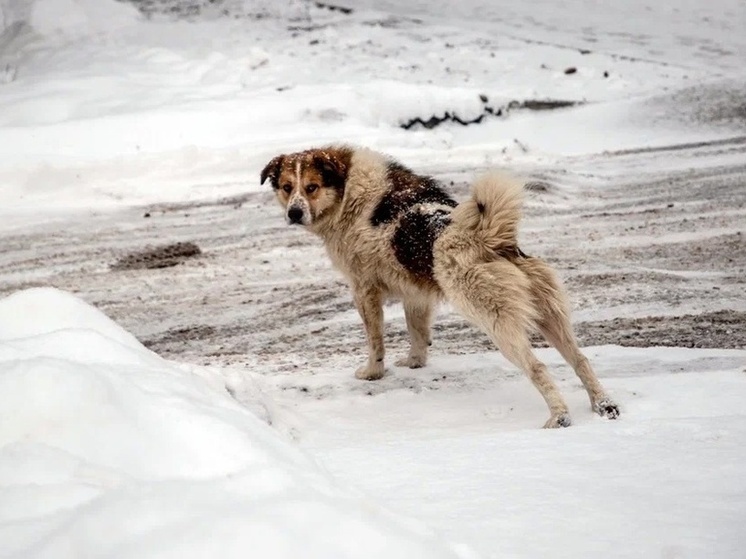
top-left (261, 146), bottom-right (619, 428)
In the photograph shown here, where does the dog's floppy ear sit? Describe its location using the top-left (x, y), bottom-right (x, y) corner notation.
top-left (313, 150), bottom-right (348, 189)
top-left (260, 155), bottom-right (285, 188)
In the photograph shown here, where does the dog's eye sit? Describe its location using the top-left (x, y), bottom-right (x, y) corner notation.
top-left (306, 183), bottom-right (319, 194)
top-left (282, 183), bottom-right (292, 193)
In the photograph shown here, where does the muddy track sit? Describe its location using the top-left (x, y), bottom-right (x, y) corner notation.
top-left (1, 139), bottom-right (744, 385)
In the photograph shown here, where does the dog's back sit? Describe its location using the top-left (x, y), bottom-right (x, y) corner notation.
top-left (318, 148), bottom-right (457, 297)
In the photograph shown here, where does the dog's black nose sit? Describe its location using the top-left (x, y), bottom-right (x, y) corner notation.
top-left (287, 207), bottom-right (304, 224)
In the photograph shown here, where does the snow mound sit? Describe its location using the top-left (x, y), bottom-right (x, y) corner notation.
top-left (0, 287), bottom-right (142, 350)
top-left (0, 288), bottom-right (472, 559)
top-left (361, 81), bottom-right (492, 128)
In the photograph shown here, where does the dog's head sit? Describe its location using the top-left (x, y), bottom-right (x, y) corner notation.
top-left (260, 147), bottom-right (351, 226)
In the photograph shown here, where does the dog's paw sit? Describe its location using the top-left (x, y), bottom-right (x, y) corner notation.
top-left (543, 412), bottom-right (572, 429)
top-left (594, 398), bottom-right (620, 419)
top-left (395, 354), bottom-right (427, 369)
top-left (355, 363), bottom-right (385, 381)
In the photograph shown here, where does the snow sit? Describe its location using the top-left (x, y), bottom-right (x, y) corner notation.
top-left (0, 287), bottom-right (471, 559)
top-left (27, 0), bottom-right (140, 36)
top-left (293, 349), bottom-right (746, 559)
top-left (3, 288), bottom-right (745, 558)
top-left (1, 0), bottom-right (744, 218)
top-left (1, 0), bottom-right (745, 557)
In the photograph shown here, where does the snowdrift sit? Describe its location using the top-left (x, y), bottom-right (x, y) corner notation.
top-left (0, 288), bottom-right (473, 559)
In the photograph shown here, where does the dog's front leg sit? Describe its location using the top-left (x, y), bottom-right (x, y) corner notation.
top-left (395, 299), bottom-right (432, 368)
top-left (352, 286), bottom-right (385, 380)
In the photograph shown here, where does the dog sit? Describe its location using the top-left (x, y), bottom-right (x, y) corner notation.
top-left (260, 146), bottom-right (619, 427)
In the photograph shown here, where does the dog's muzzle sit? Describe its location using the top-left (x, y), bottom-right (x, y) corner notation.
top-left (287, 206), bottom-right (304, 225)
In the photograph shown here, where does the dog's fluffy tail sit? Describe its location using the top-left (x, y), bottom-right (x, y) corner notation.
top-left (449, 172), bottom-right (524, 252)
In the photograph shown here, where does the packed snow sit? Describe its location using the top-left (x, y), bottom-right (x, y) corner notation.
top-left (1, 0), bottom-right (745, 557)
top-left (292, 348), bottom-right (746, 559)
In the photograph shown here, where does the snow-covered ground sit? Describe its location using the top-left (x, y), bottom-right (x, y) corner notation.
top-left (3, 288), bottom-right (745, 559)
top-left (1, 0), bottom-right (744, 221)
top-left (0, 288), bottom-right (473, 559)
top-left (1, 0), bottom-right (745, 557)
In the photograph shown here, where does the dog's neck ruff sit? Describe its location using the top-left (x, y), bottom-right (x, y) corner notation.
top-left (307, 209), bottom-right (340, 239)
top-left (306, 191), bottom-right (360, 240)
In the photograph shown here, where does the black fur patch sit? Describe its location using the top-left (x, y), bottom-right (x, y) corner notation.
top-left (260, 155), bottom-right (284, 189)
top-left (371, 162), bottom-right (456, 226)
top-left (392, 207), bottom-right (452, 283)
top-left (312, 147), bottom-right (352, 192)
top-left (317, 163), bottom-right (345, 190)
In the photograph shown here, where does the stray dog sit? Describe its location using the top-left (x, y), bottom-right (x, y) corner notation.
top-left (261, 146), bottom-right (619, 427)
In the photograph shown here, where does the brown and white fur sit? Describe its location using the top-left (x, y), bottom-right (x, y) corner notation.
top-left (261, 145), bottom-right (619, 428)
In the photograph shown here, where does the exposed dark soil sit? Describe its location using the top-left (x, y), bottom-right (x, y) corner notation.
top-left (111, 241), bottom-right (202, 270)
top-left (574, 310), bottom-right (746, 349)
top-left (400, 97), bottom-right (582, 130)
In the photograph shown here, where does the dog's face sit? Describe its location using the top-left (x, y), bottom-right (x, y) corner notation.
top-left (261, 148), bottom-right (350, 226)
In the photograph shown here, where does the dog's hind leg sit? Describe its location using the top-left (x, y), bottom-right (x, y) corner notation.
top-left (489, 321), bottom-right (572, 428)
top-left (519, 258), bottom-right (620, 419)
top-left (438, 260), bottom-right (571, 428)
top-left (352, 285), bottom-right (386, 380)
top-left (538, 314), bottom-right (620, 419)
top-left (396, 298), bottom-right (433, 369)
